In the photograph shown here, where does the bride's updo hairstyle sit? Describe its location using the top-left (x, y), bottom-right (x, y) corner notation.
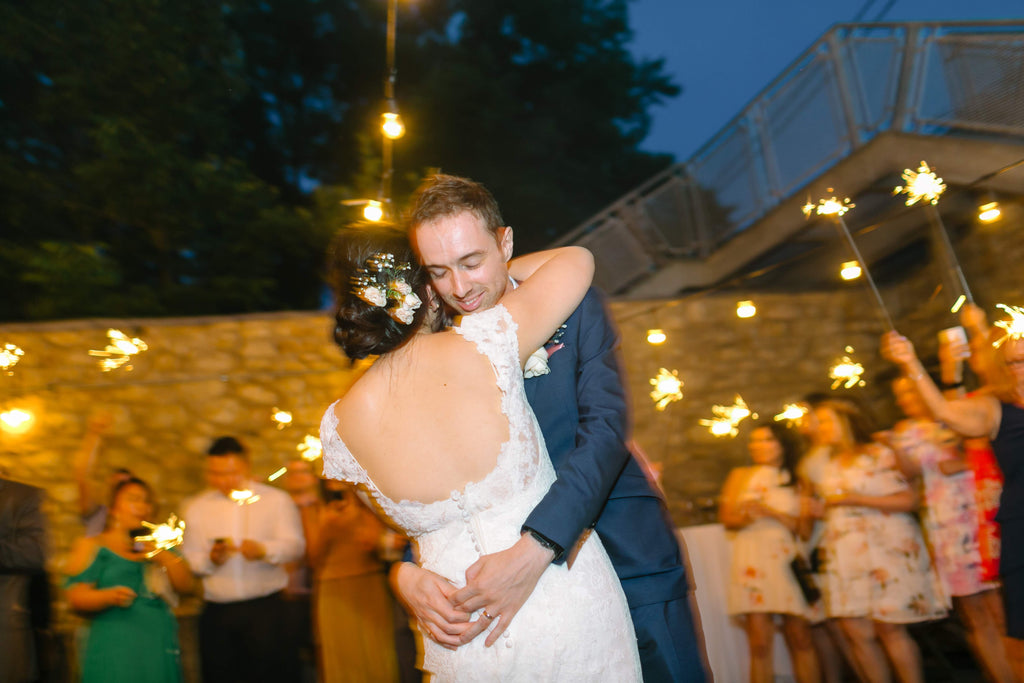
top-left (327, 221), bottom-right (430, 361)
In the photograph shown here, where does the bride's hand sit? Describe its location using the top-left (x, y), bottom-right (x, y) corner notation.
top-left (451, 533), bottom-right (554, 647)
top-left (390, 562), bottom-right (473, 649)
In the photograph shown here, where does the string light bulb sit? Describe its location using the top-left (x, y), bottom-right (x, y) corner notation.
top-left (736, 301), bottom-right (756, 319)
top-left (893, 161), bottom-right (946, 206)
top-left (381, 112), bottom-right (405, 140)
top-left (978, 201), bottom-right (1001, 223)
top-left (840, 261), bottom-right (862, 281)
top-left (363, 200), bottom-right (384, 222)
top-left (646, 329), bottom-right (667, 345)
top-left (650, 368), bottom-right (683, 411)
top-left (0, 408), bottom-right (34, 434)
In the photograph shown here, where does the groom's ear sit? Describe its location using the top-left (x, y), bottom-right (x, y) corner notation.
top-left (497, 226), bottom-right (513, 263)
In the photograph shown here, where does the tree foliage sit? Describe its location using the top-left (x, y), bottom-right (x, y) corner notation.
top-left (0, 0), bottom-right (679, 321)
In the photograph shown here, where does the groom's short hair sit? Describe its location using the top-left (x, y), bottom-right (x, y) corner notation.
top-left (408, 174), bottom-right (505, 236)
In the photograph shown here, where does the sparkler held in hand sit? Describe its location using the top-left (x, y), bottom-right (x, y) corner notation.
top-left (803, 192), bottom-right (894, 331)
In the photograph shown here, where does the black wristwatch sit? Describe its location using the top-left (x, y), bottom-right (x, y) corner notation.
top-left (521, 526), bottom-right (565, 562)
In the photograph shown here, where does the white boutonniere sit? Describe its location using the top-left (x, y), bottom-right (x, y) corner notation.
top-left (524, 346), bottom-right (550, 378)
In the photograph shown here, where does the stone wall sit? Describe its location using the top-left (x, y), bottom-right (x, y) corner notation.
top-left (0, 204), bottom-right (1019, 560)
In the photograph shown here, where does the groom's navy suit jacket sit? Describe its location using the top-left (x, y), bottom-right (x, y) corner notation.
top-left (522, 288), bottom-right (689, 610)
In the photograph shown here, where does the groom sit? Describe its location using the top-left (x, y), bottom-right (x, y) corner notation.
top-left (394, 174), bottom-right (707, 682)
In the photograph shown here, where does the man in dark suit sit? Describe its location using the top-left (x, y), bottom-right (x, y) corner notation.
top-left (393, 174), bottom-right (706, 681)
top-left (0, 477), bottom-right (48, 683)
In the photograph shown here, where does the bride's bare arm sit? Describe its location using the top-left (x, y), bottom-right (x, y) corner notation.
top-left (502, 247), bottom-right (594, 365)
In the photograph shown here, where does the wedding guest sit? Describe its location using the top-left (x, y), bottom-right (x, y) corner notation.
top-left (890, 375), bottom-right (1014, 681)
top-left (720, 422), bottom-right (821, 683)
top-left (182, 436), bottom-right (305, 683)
top-left (304, 479), bottom-right (398, 682)
top-left (815, 399), bottom-right (946, 683)
top-left (795, 396), bottom-right (866, 683)
top-left (73, 411), bottom-right (133, 536)
top-left (64, 477), bottom-right (193, 683)
top-left (884, 324), bottom-right (1024, 679)
top-left (0, 476), bottom-right (47, 683)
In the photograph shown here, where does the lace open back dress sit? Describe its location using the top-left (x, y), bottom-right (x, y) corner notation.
top-left (321, 305), bottom-right (641, 682)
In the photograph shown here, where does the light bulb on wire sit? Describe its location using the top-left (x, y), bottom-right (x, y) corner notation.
top-left (382, 112), bottom-right (405, 140)
top-left (363, 200), bottom-right (384, 222)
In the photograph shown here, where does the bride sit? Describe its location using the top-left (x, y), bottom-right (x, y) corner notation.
top-left (320, 223), bottom-right (641, 681)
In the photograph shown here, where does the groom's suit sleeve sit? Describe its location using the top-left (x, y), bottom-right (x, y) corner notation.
top-left (522, 288), bottom-right (631, 563)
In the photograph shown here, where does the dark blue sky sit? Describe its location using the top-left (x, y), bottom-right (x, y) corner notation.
top-left (629, 1), bottom-right (1023, 160)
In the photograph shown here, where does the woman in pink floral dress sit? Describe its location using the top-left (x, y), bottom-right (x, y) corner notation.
top-left (890, 377), bottom-right (1014, 682)
top-left (815, 399), bottom-right (945, 683)
top-left (720, 422), bottom-right (820, 683)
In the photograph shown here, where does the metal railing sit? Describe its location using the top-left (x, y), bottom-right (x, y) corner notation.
top-left (558, 21), bottom-right (1024, 294)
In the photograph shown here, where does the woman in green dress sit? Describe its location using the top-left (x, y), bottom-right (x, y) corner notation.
top-left (65, 477), bottom-right (193, 682)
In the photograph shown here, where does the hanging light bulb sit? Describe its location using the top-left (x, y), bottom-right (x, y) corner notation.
top-left (271, 408), bottom-right (293, 429)
top-left (646, 329), bottom-right (667, 345)
top-left (840, 261), bottom-right (862, 281)
top-left (736, 300), bottom-right (756, 319)
top-left (381, 112), bottom-right (405, 140)
top-left (363, 200), bottom-right (384, 222)
top-left (0, 408), bottom-right (34, 434)
top-left (978, 201), bottom-right (1001, 223)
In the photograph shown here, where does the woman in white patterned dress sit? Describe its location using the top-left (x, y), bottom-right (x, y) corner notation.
top-left (319, 224), bottom-right (641, 682)
top-left (720, 422), bottom-right (820, 683)
top-left (815, 399), bottom-right (946, 683)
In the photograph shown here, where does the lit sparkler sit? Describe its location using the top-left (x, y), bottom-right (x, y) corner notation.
top-left (894, 160), bottom-right (972, 306)
top-left (297, 435), bottom-right (323, 461)
top-left (1, 343), bottom-right (24, 375)
top-left (993, 304), bottom-right (1024, 348)
top-left (829, 347), bottom-right (866, 389)
top-left (803, 190), bottom-right (893, 330)
top-left (650, 368), bottom-right (683, 411)
top-left (229, 489), bottom-right (261, 505)
top-left (774, 403), bottom-right (808, 423)
top-left (893, 161), bottom-right (946, 206)
top-left (712, 395), bottom-right (755, 425)
top-left (89, 329), bottom-right (148, 372)
top-left (267, 466), bottom-right (287, 482)
top-left (132, 514), bottom-right (186, 558)
top-left (700, 417), bottom-right (738, 438)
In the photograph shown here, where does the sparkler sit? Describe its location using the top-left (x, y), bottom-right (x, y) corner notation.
top-left (133, 514), bottom-right (186, 558)
top-left (297, 435), bottom-right (323, 461)
top-left (993, 304), bottom-right (1024, 348)
top-left (700, 417), bottom-right (738, 438)
top-left (774, 403), bottom-right (808, 423)
top-left (1, 343), bottom-right (24, 375)
top-left (803, 191), bottom-right (893, 331)
top-left (829, 347), bottom-right (866, 389)
top-left (89, 329), bottom-right (148, 372)
top-left (893, 161), bottom-right (973, 306)
top-left (0, 408), bottom-right (33, 434)
top-left (699, 395), bottom-right (756, 438)
top-left (229, 489), bottom-right (260, 505)
top-left (650, 368), bottom-right (683, 411)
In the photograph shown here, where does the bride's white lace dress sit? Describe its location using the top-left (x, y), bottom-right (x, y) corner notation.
top-left (321, 305), bottom-right (641, 682)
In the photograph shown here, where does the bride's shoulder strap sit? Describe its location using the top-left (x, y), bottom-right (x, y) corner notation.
top-left (320, 401), bottom-right (371, 488)
top-left (453, 305), bottom-right (520, 378)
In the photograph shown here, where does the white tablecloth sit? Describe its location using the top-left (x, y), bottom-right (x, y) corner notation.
top-left (679, 523), bottom-right (794, 683)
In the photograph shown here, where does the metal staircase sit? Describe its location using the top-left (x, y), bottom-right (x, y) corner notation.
top-left (556, 21), bottom-right (1024, 297)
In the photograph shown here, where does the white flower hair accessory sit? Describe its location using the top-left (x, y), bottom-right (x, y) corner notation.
top-left (350, 252), bottom-right (422, 325)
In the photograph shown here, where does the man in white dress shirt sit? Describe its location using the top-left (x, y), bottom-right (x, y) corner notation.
top-left (183, 436), bottom-right (305, 683)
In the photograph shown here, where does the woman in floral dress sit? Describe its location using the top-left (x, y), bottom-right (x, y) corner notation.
top-left (815, 399), bottom-right (945, 683)
top-left (890, 376), bottom-right (1014, 682)
top-left (720, 422), bottom-right (820, 683)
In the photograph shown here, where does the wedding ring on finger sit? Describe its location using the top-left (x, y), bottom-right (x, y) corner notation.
top-left (482, 609), bottom-right (497, 620)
